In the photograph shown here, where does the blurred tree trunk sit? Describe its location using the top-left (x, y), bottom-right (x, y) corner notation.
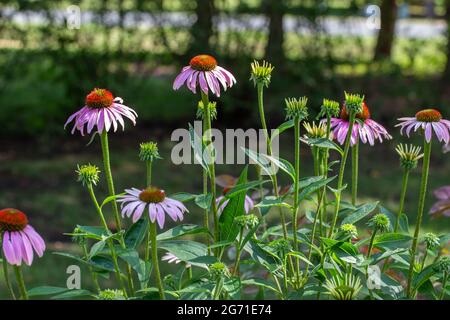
top-left (374, 0), bottom-right (397, 60)
top-left (443, 0), bottom-right (450, 79)
top-left (189, 0), bottom-right (215, 56)
top-left (264, 0), bottom-right (285, 68)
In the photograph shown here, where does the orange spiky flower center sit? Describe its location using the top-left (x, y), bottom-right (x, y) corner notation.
top-left (0, 208), bottom-right (28, 232)
top-left (139, 187), bottom-right (166, 204)
top-left (85, 88), bottom-right (114, 109)
top-left (415, 109), bottom-right (442, 122)
top-left (340, 102), bottom-right (371, 121)
top-left (189, 55), bottom-right (217, 71)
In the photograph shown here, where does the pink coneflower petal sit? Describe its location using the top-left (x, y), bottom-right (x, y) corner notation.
top-left (3, 232), bottom-right (19, 266)
top-left (434, 186), bottom-right (450, 200)
top-left (23, 225), bottom-right (45, 257)
top-left (397, 110), bottom-right (450, 144)
top-left (19, 231), bottom-right (34, 266)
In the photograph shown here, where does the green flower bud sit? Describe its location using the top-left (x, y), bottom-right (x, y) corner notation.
top-left (340, 223), bottom-right (358, 239)
top-left (433, 256), bottom-right (450, 274)
top-left (139, 141), bottom-right (161, 162)
top-left (344, 92), bottom-right (364, 114)
top-left (209, 262), bottom-right (230, 279)
top-left (424, 232), bottom-right (440, 250)
top-left (303, 121), bottom-right (328, 139)
top-left (324, 273), bottom-right (362, 300)
top-left (250, 60), bottom-right (274, 87)
top-left (196, 100), bottom-right (217, 120)
top-left (235, 214), bottom-right (259, 229)
top-left (368, 213), bottom-right (391, 233)
top-left (395, 144), bottom-right (423, 170)
top-left (285, 97), bottom-right (309, 121)
top-left (318, 98), bottom-right (340, 118)
top-left (76, 164), bottom-right (100, 186)
top-left (97, 289), bottom-right (126, 300)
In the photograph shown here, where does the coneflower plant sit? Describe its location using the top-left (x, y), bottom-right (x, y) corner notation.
top-left (396, 108), bottom-right (450, 297)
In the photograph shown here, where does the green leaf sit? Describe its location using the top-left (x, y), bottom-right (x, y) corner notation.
top-left (51, 289), bottom-right (93, 300)
top-left (341, 202), bottom-right (379, 225)
top-left (72, 225), bottom-right (109, 240)
top-left (412, 264), bottom-right (438, 292)
top-left (225, 180), bottom-right (270, 199)
top-left (374, 233), bottom-right (412, 249)
top-left (170, 192), bottom-right (197, 202)
top-left (244, 239), bottom-right (280, 272)
top-left (297, 176), bottom-right (336, 202)
top-left (195, 193), bottom-right (213, 210)
top-left (219, 167), bottom-right (248, 243)
top-left (223, 277), bottom-right (241, 299)
top-left (255, 196), bottom-right (292, 209)
top-left (189, 123), bottom-right (209, 172)
top-left (242, 148), bottom-right (295, 181)
top-left (304, 137), bottom-right (344, 155)
top-left (270, 119), bottom-right (294, 143)
top-left (241, 279), bottom-right (280, 294)
top-left (125, 218), bottom-right (149, 249)
top-left (157, 224), bottom-right (209, 241)
top-left (158, 240), bottom-right (208, 262)
top-left (100, 193), bottom-right (125, 209)
top-left (89, 240), bottom-right (106, 259)
top-left (28, 286), bottom-right (69, 297)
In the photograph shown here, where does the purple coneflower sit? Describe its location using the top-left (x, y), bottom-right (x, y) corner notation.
top-left (430, 186), bottom-right (450, 218)
top-left (329, 102), bottom-right (392, 146)
top-left (216, 187), bottom-right (254, 214)
top-left (117, 186), bottom-right (188, 228)
top-left (65, 88), bottom-right (137, 136)
top-left (173, 54), bottom-right (236, 97)
top-left (396, 109), bottom-right (450, 144)
top-left (0, 208), bottom-right (45, 266)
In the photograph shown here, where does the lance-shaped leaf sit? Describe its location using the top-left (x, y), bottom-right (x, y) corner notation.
top-left (341, 202), bottom-right (379, 225)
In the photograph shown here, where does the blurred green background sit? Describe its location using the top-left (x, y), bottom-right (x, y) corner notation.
top-left (0, 0), bottom-right (449, 297)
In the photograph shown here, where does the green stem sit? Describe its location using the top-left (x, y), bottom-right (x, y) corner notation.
top-left (100, 130), bottom-right (135, 295)
top-left (86, 183), bottom-right (128, 297)
top-left (351, 138), bottom-right (359, 206)
top-left (421, 249), bottom-right (428, 271)
top-left (292, 116), bottom-right (301, 251)
top-left (13, 266), bottom-right (28, 300)
top-left (145, 160), bottom-right (153, 262)
top-left (406, 138), bottom-right (432, 298)
top-left (256, 166), bottom-right (267, 232)
top-left (232, 229), bottom-right (244, 276)
top-left (256, 83), bottom-right (288, 241)
top-left (202, 110), bottom-right (211, 255)
top-left (329, 112), bottom-right (356, 237)
top-left (1, 239), bottom-right (16, 300)
top-left (82, 242), bottom-right (101, 293)
top-left (440, 272), bottom-right (448, 300)
top-left (395, 168), bottom-right (410, 232)
top-left (150, 222), bottom-right (165, 300)
top-left (213, 278), bottom-right (223, 300)
top-left (201, 91), bottom-right (219, 249)
top-left (366, 229), bottom-right (378, 300)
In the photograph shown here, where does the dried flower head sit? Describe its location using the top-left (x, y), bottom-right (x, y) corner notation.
top-left (344, 92), bottom-right (364, 114)
top-left (368, 213), bottom-right (391, 233)
top-left (285, 97), bottom-right (309, 121)
top-left (340, 223), bottom-right (358, 239)
top-left (424, 232), bottom-right (440, 250)
top-left (235, 214), bottom-right (259, 229)
top-left (196, 100), bottom-right (217, 120)
top-left (324, 272), bottom-right (362, 300)
top-left (76, 164), bottom-right (100, 186)
top-left (97, 289), bottom-right (126, 300)
top-left (395, 144), bottom-right (423, 170)
top-left (319, 98), bottom-right (340, 118)
top-left (139, 142), bottom-right (161, 162)
top-left (250, 60), bottom-right (274, 87)
top-left (303, 121), bottom-right (328, 139)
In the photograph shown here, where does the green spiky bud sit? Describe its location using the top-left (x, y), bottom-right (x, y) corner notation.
top-left (97, 289), bottom-right (126, 300)
top-left (285, 97), bottom-right (309, 121)
top-left (319, 98), bottom-right (340, 118)
top-left (209, 262), bottom-right (230, 279)
top-left (76, 164), bottom-right (100, 186)
top-left (235, 214), bottom-right (259, 229)
top-left (324, 273), bottom-right (362, 300)
top-left (424, 232), bottom-right (440, 250)
top-left (395, 144), bottom-right (423, 170)
top-left (250, 60), bottom-right (274, 87)
top-left (344, 92), bottom-right (364, 114)
top-left (139, 142), bottom-right (161, 162)
top-left (303, 121), bottom-right (328, 139)
top-left (433, 256), bottom-right (450, 274)
top-left (340, 223), bottom-right (358, 239)
top-left (368, 213), bottom-right (390, 233)
top-left (196, 100), bottom-right (217, 120)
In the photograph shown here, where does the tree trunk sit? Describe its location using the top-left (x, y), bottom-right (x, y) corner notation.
top-left (264, 0), bottom-right (285, 68)
top-left (189, 0), bottom-right (215, 56)
top-left (443, 0), bottom-right (450, 79)
top-left (374, 0), bottom-right (397, 61)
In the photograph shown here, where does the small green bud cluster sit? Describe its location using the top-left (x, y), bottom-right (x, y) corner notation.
top-left (344, 92), bottom-right (364, 114)
top-left (139, 141), bottom-right (161, 162)
top-left (318, 98), bottom-right (340, 118)
top-left (367, 213), bottom-right (390, 233)
top-left (285, 97), bottom-right (309, 121)
top-left (250, 60), bottom-right (274, 87)
top-left (196, 100), bottom-right (218, 120)
top-left (76, 164), bottom-right (100, 186)
top-left (395, 144), bottom-right (423, 170)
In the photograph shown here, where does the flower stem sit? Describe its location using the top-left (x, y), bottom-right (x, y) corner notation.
top-left (100, 130), bottom-right (135, 295)
top-left (440, 272), bottom-right (448, 300)
top-left (329, 112), bottom-right (356, 237)
top-left (407, 138), bottom-right (432, 298)
top-left (351, 138), bottom-right (359, 206)
top-left (150, 221), bottom-right (165, 300)
top-left (202, 109), bottom-right (211, 255)
top-left (292, 116), bottom-right (301, 252)
top-left (145, 160), bottom-right (153, 262)
top-left (1, 240), bottom-right (16, 300)
top-left (395, 168), bottom-right (410, 232)
top-left (232, 228), bottom-right (244, 276)
top-left (87, 183), bottom-right (128, 297)
top-left (81, 242), bottom-right (101, 293)
top-left (201, 91), bottom-right (219, 249)
top-left (13, 266), bottom-right (28, 300)
top-left (256, 83), bottom-right (288, 241)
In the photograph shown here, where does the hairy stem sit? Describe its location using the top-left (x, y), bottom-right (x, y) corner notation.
top-left (351, 138), bottom-right (359, 206)
top-left (150, 222), bottom-right (165, 300)
top-left (395, 168), bottom-right (410, 232)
